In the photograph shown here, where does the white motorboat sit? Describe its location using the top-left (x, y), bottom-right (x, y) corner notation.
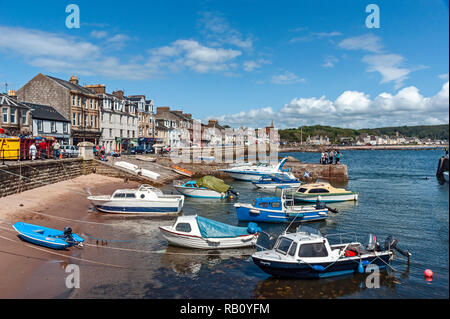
top-left (87, 184), bottom-right (184, 215)
top-left (220, 157), bottom-right (295, 182)
top-left (443, 171), bottom-right (449, 183)
top-left (159, 215), bottom-right (260, 249)
top-left (252, 174), bottom-right (302, 189)
top-left (173, 176), bottom-right (238, 199)
top-left (114, 161), bottom-right (160, 180)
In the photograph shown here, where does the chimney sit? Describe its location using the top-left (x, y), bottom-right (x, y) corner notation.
top-left (85, 84), bottom-right (106, 94)
top-left (69, 75), bottom-right (79, 85)
top-left (173, 110), bottom-right (183, 115)
top-left (156, 106), bottom-right (170, 114)
top-left (208, 119), bottom-right (218, 126)
top-left (184, 113), bottom-right (192, 119)
top-left (112, 90), bottom-right (124, 99)
top-left (8, 90), bottom-right (16, 96)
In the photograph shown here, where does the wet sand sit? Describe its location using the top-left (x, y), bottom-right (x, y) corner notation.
top-left (0, 174), bottom-right (140, 298)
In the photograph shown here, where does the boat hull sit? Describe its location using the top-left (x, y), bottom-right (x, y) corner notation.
top-left (252, 253), bottom-right (392, 279)
top-left (159, 226), bottom-right (257, 249)
top-left (295, 193), bottom-right (358, 203)
top-left (443, 171), bottom-right (449, 183)
top-left (252, 182), bottom-right (302, 189)
top-left (89, 198), bottom-right (183, 215)
top-left (224, 171), bottom-right (270, 181)
top-left (174, 185), bottom-right (225, 199)
top-left (235, 205), bottom-right (328, 223)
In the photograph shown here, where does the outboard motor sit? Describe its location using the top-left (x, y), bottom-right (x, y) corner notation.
top-left (366, 234), bottom-right (377, 251)
top-left (384, 235), bottom-right (411, 259)
top-left (63, 227), bottom-right (75, 243)
top-left (227, 189), bottom-right (239, 197)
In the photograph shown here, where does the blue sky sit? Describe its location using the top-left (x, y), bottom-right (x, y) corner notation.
top-left (0, 0), bottom-right (448, 129)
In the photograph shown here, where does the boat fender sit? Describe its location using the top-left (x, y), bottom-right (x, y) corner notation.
top-left (357, 263), bottom-right (364, 273)
top-left (247, 222), bottom-right (261, 234)
top-left (312, 265), bottom-right (325, 272)
top-left (361, 260), bottom-right (370, 266)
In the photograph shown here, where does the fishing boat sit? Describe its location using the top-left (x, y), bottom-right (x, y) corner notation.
top-left (172, 165), bottom-right (194, 177)
top-left (13, 222), bottom-right (84, 250)
top-left (174, 176), bottom-right (239, 199)
top-left (159, 215), bottom-right (261, 249)
top-left (234, 186), bottom-right (330, 223)
top-left (294, 183), bottom-right (358, 203)
top-left (443, 171), bottom-right (449, 183)
top-left (252, 173), bottom-right (302, 189)
top-left (87, 184), bottom-right (184, 215)
top-left (252, 226), bottom-right (411, 279)
top-left (220, 157), bottom-right (296, 182)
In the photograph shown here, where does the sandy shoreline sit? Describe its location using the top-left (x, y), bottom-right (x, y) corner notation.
top-left (0, 174), bottom-right (140, 298)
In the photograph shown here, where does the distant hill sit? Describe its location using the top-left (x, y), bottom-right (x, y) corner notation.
top-left (279, 124), bottom-right (449, 144)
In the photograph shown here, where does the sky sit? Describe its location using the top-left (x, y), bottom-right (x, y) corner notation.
top-left (0, 0), bottom-right (448, 129)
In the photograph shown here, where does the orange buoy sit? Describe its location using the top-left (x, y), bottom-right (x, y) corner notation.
top-left (424, 269), bottom-right (433, 280)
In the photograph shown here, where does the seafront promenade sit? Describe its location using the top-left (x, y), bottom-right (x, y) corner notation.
top-left (279, 144), bottom-right (447, 153)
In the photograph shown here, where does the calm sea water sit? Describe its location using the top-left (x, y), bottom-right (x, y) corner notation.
top-left (73, 149), bottom-right (449, 299)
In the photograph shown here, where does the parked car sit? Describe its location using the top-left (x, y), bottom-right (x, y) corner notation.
top-left (146, 145), bottom-right (155, 154)
top-left (60, 145), bottom-right (79, 158)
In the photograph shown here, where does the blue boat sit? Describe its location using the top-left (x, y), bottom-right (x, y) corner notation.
top-left (234, 186), bottom-right (329, 223)
top-left (252, 173), bottom-right (302, 189)
top-left (13, 222), bottom-right (84, 250)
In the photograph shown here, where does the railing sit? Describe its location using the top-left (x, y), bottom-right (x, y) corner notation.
top-left (324, 232), bottom-right (359, 245)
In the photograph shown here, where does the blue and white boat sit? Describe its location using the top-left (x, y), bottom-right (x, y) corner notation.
top-left (88, 184), bottom-right (185, 215)
top-left (220, 157), bottom-right (295, 182)
top-left (13, 222), bottom-right (84, 250)
top-left (252, 227), bottom-right (410, 279)
top-left (234, 186), bottom-right (329, 223)
top-left (173, 176), bottom-right (239, 199)
top-left (252, 173), bottom-right (302, 189)
top-left (159, 215), bottom-right (261, 249)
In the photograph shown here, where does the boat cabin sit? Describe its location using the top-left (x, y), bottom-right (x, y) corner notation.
top-left (252, 186), bottom-right (297, 211)
top-left (111, 184), bottom-right (164, 200)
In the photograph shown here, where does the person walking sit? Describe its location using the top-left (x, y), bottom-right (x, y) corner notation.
top-left (30, 143), bottom-right (37, 161)
top-left (328, 150), bottom-right (334, 165)
top-left (335, 151), bottom-right (341, 164)
top-left (53, 141), bottom-right (61, 160)
top-left (39, 139), bottom-right (47, 159)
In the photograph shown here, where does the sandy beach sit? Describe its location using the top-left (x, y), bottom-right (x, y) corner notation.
top-left (0, 174), bottom-right (140, 298)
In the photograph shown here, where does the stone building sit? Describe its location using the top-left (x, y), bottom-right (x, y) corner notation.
top-left (16, 74), bottom-right (101, 144)
top-left (128, 95), bottom-right (155, 140)
top-left (0, 91), bottom-right (32, 136)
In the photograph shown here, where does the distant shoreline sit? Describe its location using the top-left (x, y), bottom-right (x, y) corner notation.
top-left (279, 144), bottom-right (448, 153)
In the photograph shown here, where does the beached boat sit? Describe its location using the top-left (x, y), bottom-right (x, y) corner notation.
top-left (114, 161), bottom-right (160, 180)
top-left (87, 184), bottom-right (184, 215)
top-left (252, 173), bottom-right (302, 189)
top-left (172, 165), bottom-right (194, 177)
top-left (252, 226), bottom-right (410, 279)
top-left (13, 222), bottom-right (84, 250)
top-left (159, 215), bottom-right (261, 249)
top-left (443, 171), bottom-right (449, 183)
top-left (174, 176), bottom-right (238, 199)
top-left (136, 155), bottom-right (157, 162)
top-left (220, 157), bottom-right (296, 182)
top-left (294, 183), bottom-right (358, 203)
top-left (234, 186), bottom-right (329, 223)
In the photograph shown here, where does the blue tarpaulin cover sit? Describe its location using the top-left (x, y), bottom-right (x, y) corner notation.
top-left (196, 216), bottom-right (251, 238)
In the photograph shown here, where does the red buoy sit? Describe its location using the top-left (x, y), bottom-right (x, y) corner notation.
top-left (424, 269), bottom-right (433, 280)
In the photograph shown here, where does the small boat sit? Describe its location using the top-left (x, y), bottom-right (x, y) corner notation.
top-left (159, 215), bottom-right (261, 249)
top-left (252, 226), bottom-right (411, 279)
top-left (13, 222), bottom-right (84, 250)
top-left (87, 184), bottom-right (184, 215)
top-left (172, 165), bottom-right (194, 177)
top-left (252, 173), bottom-right (302, 189)
top-left (220, 157), bottom-right (296, 182)
top-left (294, 183), bottom-right (358, 203)
top-left (443, 171), bottom-right (449, 183)
top-left (174, 176), bottom-right (238, 199)
top-left (234, 186), bottom-right (329, 223)
top-left (136, 155), bottom-right (157, 162)
top-left (114, 161), bottom-right (160, 180)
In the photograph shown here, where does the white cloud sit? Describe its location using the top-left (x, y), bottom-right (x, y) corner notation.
top-left (438, 73), bottom-right (449, 80)
top-left (362, 54), bottom-right (410, 88)
top-left (322, 55), bottom-right (339, 68)
top-left (338, 34), bottom-right (383, 53)
top-left (313, 31), bottom-right (342, 38)
top-left (271, 71), bottom-right (305, 84)
top-left (243, 58), bottom-right (271, 72)
top-left (212, 81), bottom-right (449, 129)
top-left (90, 30), bottom-right (108, 38)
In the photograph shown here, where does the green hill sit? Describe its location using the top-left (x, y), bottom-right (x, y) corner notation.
top-left (279, 124), bottom-right (449, 144)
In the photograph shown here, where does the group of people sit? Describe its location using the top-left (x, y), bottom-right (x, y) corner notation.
top-left (29, 140), bottom-right (61, 161)
top-left (320, 150), bottom-right (342, 165)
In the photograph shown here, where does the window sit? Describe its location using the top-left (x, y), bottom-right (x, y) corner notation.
top-left (95, 116), bottom-right (98, 128)
top-left (259, 202), bottom-right (269, 208)
top-left (72, 96), bottom-right (76, 106)
top-left (51, 121), bottom-right (56, 133)
top-left (298, 188), bottom-right (307, 193)
top-left (37, 120), bottom-right (43, 132)
top-left (63, 123), bottom-right (68, 134)
top-left (21, 111), bottom-right (27, 125)
top-left (2, 108), bottom-right (8, 123)
top-left (288, 242), bottom-right (298, 256)
top-left (10, 108), bottom-right (16, 124)
top-left (77, 96), bottom-right (81, 106)
top-left (109, 129), bottom-right (112, 137)
top-left (90, 115), bottom-right (94, 127)
top-left (109, 113), bottom-right (112, 123)
top-left (309, 189), bottom-right (329, 194)
top-left (271, 202), bottom-right (281, 208)
top-left (90, 99), bottom-right (93, 109)
top-left (77, 113), bottom-right (81, 126)
top-left (276, 237), bottom-right (293, 255)
top-left (113, 193), bottom-right (126, 198)
top-left (298, 243), bottom-right (328, 258)
top-left (72, 113), bottom-right (76, 125)
top-left (175, 223), bottom-right (192, 233)
top-left (125, 193), bottom-right (136, 198)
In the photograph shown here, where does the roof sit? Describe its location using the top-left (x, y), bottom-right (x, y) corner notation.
top-left (0, 93), bottom-right (31, 109)
top-left (24, 102), bottom-right (70, 122)
top-left (46, 75), bottom-right (96, 96)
